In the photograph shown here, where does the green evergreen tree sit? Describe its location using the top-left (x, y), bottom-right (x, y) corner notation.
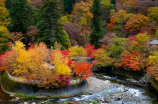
top-left (5, 0), bottom-right (12, 10)
top-left (37, 0), bottom-right (71, 48)
top-left (63, 0), bottom-right (75, 14)
top-left (89, 0), bottom-right (103, 48)
top-left (8, 0), bottom-right (34, 34)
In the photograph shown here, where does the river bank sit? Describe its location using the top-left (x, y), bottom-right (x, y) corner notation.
top-left (0, 72), bottom-right (158, 104)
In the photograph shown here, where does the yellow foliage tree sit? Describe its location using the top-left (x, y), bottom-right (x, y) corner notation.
top-left (121, 0), bottom-right (137, 12)
top-left (69, 45), bottom-right (86, 58)
top-left (12, 50), bottom-right (30, 75)
top-left (0, 0), bottom-right (10, 27)
top-left (12, 41), bottom-right (25, 53)
top-left (27, 0), bottom-right (32, 4)
top-left (147, 7), bottom-right (158, 24)
top-left (2, 41), bottom-right (29, 75)
top-left (28, 42), bottom-right (50, 72)
top-left (0, 26), bottom-right (9, 52)
top-left (125, 14), bottom-right (150, 34)
top-left (73, 1), bottom-right (93, 25)
top-left (70, 1), bottom-right (93, 43)
top-left (60, 14), bottom-right (70, 23)
top-left (0, 0), bottom-right (10, 52)
top-left (51, 49), bottom-right (71, 75)
top-left (114, 10), bottom-right (134, 24)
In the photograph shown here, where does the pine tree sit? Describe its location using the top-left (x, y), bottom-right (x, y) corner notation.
top-left (8, 0), bottom-right (34, 34)
top-left (0, 0), bottom-right (10, 53)
top-left (89, 0), bottom-right (103, 48)
top-left (37, 0), bottom-right (71, 48)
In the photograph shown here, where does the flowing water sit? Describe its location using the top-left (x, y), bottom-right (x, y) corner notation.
top-left (0, 71), bottom-right (158, 104)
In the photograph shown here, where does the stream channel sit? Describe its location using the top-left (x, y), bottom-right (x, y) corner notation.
top-left (0, 70), bottom-right (158, 104)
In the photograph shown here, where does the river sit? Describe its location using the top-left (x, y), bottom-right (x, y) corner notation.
top-left (0, 71), bottom-right (158, 104)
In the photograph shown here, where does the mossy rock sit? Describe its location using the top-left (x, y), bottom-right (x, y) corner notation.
top-left (1, 71), bottom-right (88, 98)
top-left (151, 79), bottom-right (158, 91)
top-left (15, 93), bottom-right (35, 99)
top-left (1, 71), bottom-right (22, 92)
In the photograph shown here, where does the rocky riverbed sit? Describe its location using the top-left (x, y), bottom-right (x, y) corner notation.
top-left (0, 74), bottom-right (158, 104)
top-left (52, 76), bottom-right (155, 104)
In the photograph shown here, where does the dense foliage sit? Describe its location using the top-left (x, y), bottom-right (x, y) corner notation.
top-left (1, 0), bottom-right (158, 91)
top-left (0, 41), bottom-right (92, 89)
top-left (92, 33), bottom-right (150, 72)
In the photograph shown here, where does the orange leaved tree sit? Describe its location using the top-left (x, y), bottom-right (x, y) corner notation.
top-left (125, 14), bottom-right (150, 34)
top-left (74, 62), bottom-right (92, 80)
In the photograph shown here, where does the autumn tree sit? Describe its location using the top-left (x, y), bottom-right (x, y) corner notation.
top-left (8, 32), bottom-right (24, 44)
top-left (0, 26), bottom-right (9, 53)
top-left (0, 0), bottom-right (10, 53)
top-left (100, 0), bottom-right (114, 27)
top-left (37, 0), bottom-right (71, 48)
top-left (74, 62), bottom-right (92, 80)
top-left (107, 10), bottom-right (135, 35)
top-left (26, 43), bottom-right (56, 88)
top-left (12, 49), bottom-right (31, 75)
top-left (1, 41), bottom-right (26, 74)
top-left (140, 22), bottom-right (158, 36)
top-left (70, 1), bottom-right (93, 43)
top-left (26, 70), bottom-right (60, 89)
top-left (27, 0), bottom-right (32, 4)
top-left (90, 0), bottom-right (103, 48)
top-left (125, 14), bottom-right (150, 34)
top-left (8, 0), bottom-right (34, 34)
top-left (64, 23), bottom-right (81, 46)
top-left (121, 0), bottom-right (137, 12)
top-left (0, 50), bottom-right (17, 72)
top-left (26, 26), bottom-right (40, 42)
top-left (69, 45), bottom-right (86, 59)
top-left (107, 15), bottom-right (117, 31)
top-left (51, 48), bottom-right (71, 75)
top-left (114, 10), bottom-right (133, 24)
top-left (0, 0), bottom-right (10, 26)
top-left (72, 1), bottom-right (93, 25)
top-left (147, 7), bottom-right (158, 24)
top-left (101, 0), bottom-right (114, 10)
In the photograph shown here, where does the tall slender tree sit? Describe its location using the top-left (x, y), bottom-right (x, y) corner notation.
top-left (89, 0), bottom-right (103, 48)
top-left (8, 0), bottom-right (34, 34)
top-left (37, 0), bottom-right (71, 48)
